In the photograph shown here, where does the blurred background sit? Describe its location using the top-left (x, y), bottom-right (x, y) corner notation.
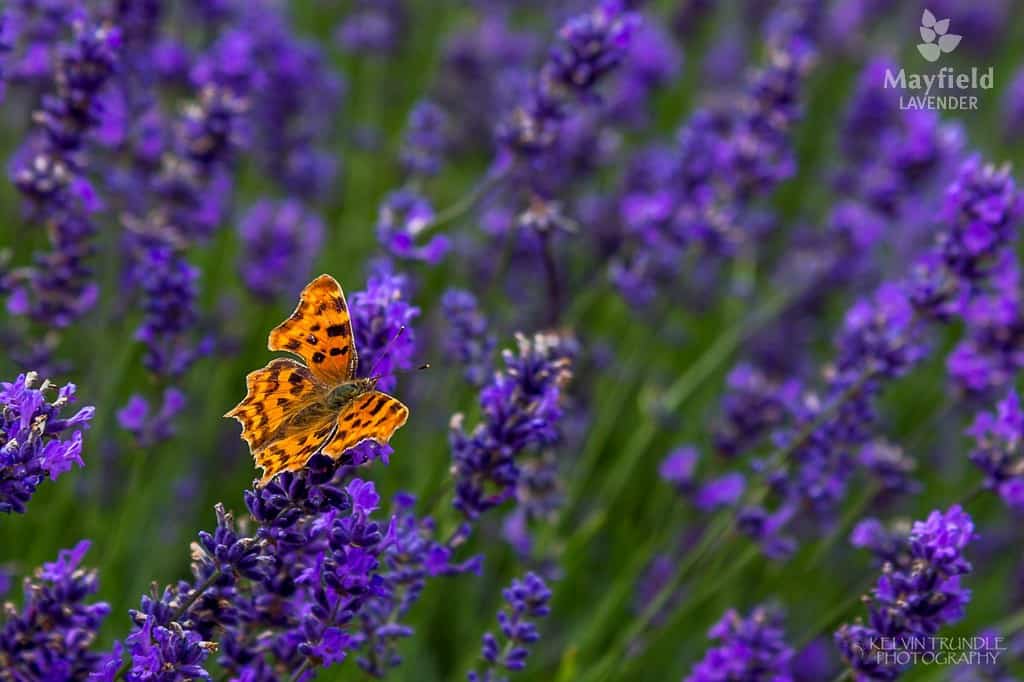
top-left (2, 0), bottom-right (1024, 680)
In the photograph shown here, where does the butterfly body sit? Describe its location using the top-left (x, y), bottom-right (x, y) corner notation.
top-left (226, 275), bottom-right (409, 486)
top-left (327, 378), bottom-right (378, 410)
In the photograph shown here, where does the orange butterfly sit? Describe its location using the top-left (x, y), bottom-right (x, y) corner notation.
top-left (225, 274), bottom-right (409, 486)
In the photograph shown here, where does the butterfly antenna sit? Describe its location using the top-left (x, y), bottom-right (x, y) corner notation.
top-left (393, 363), bottom-right (431, 376)
top-left (368, 325), bottom-right (407, 378)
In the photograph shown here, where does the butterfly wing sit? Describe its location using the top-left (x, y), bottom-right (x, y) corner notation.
top-left (268, 274), bottom-right (358, 385)
top-left (253, 412), bottom-right (338, 486)
top-left (322, 390), bottom-right (409, 459)
top-left (224, 358), bottom-right (324, 452)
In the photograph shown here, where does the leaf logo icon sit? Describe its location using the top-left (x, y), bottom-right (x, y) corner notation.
top-left (917, 9), bottom-right (961, 62)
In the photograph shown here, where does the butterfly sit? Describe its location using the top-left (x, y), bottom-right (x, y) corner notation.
top-left (225, 274), bottom-right (409, 486)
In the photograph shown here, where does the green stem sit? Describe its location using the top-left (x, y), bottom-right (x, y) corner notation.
top-left (793, 575), bottom-right (874, 650)
top-left (174, 569), bottom-right (222, 620)
top-left (289, 660), bottom-right (311, 682)
top-left (419, 168), bottom-right (507, 237)
top-left (113, 569), bottom-right (223, 680)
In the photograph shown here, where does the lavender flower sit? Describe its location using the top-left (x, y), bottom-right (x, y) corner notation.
top-left (946, 257), bottom-right (1024, 394)
top-left (836, 283), bottom-right (926, 379)
top-left (350, 262), bottom-right (420, 392)
top-left (936, 157), bottom-right (1021, 285)
top-left (0, 372), bottom-right (94, 514)
top-left (608, 15), bottom-right (682, 126)
top-left (97, 462), bottom-right (422, 680)
top-left (133, 243), bottom-right (209, 378)
top-left (968, 389), bottom-right (1024, 509)
top-left (497, 1), bottom-right (639, 158)
top-left (609, 4), bottom-right (816, 307)
top-left (1000, 66), bottom-right (1024, 140)
top-left (451, 332), bottom-right (573, 518)
top-left (336, 1), bottom-right (404, 55)
top-left (836, 506), bottom-right (976, 680)
top-left (117, 387), bottom-right (186, 447)
top-left (850, 517), bottom-right (911, 567)
top-left (658, 445), bottom-right (699, 491)
top-left (192, 10), bottom-right (340, 199)
top-left (685, 605), bottom-right (794, 682)
top-left (401, 100), bottom-right (447, 178)
top-left (468, 572), bottom-right (552, 681)
top-left (857, 440), bottom-right (917, 494)
top-left (695, 473), bottom-right (746, 511)
top-left (6, 19), bottom-right (120, 327)
top-left (238, 199), bottom-right (325, 301)
top-left (0, 10), bottom-right (11, 101)
top-left (713, 364), bottom-right (800, 457)
top-left (121, 615), bottom-right (215, 681)
top-left (376, 190), bottom-right (449, 265)
top-left (441, 289), bottom-right (496, 386)
top-left (356, 493), bottom-right (481, 675)
top-left (0, 541), bottom-right (110, 679)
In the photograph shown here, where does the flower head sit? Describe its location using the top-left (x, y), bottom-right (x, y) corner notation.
top-left (685, 605), bottom-right (794, 682)
top-left (968, 389), bottom-right (1024, 509)
top-left (469, 572), bottom-right (552, 680)
top-left (238, 199), bottom-right (324, 301)
top-left (452, 332), bottom-right (573, 518)
top-left (836, 506), bottom-right (976, 679)
top-left (0, 372), bottom-right (94, 513)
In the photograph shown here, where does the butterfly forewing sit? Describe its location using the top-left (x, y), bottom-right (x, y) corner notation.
top-left (224, 358), bottom-right (324, 452)
top-left (268, 274), bottom-right (358, 386)
top-left (322, 390), bottom-right (409, 459)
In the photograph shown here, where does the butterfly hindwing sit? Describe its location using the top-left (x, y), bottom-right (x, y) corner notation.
top-left (254, 414), bottom-right (338, 486)
top-left (322, 390), bottom-right (409, 459)
top-left (268, 274), bottom-right (358, 385)
top-left (224, 358), bottom-right (323, 452)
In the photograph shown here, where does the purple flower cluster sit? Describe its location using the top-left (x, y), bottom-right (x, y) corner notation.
top-left (0, 372), bottom-right (94, 514)
top-left (350, 263), bottom-right (421, 393)
top-left (659, 446), bottom-right (747, 513)
top-left (968, 389), bottom-right (1024, 509)
top-left (451, 332), bottom-right (573, 518)
top-left (91, 449), bottom-right (479, 681)
top-left (194, 7), bottom-right (341, 200)
top-left (935, 158), bottom-right (1022, 286)
top-left (468, 572), bottom-right (552, 681)
top-left (117, 387), bottom-right (186, 448)
top-left (401, 100), bottom-right (447, 178)
top-left (441, 288), bottom-right (496, 386)
top-left (6, 19), bottom-right (120, 327)
top-left (609, 4), bottom-right (816, 306)
top-left (356, 493), bottom-right (482, 676)
top-left (496, 1), bottom-right (638, 159)
top-left (0, 541), bottom-right (110, 679)
top-left (836, 505), bottom-right (976, 680)
top-left (713, 364), bottom-right (800, 457)
top-left (377, 190), bottom-right (449, 265)
top-left (132, 244), bottom-right (210, 378)
top-left (723, 155), bottom-right (1019, 559)
top-left (685, 605), bottom-right (794, 682)
top-left (238, 199), bottom-right (325, 301)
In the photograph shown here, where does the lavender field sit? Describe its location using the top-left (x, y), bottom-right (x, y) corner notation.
top-left (2, 1), bottom-right (1024, 680)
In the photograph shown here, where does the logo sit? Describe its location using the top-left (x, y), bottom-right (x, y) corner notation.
top-left (917, 9), bottom-right (961, 62)
top-left (881, 10), bottom-right (993, 111)
top-left (849, 636), bottom-right (1007, 667)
